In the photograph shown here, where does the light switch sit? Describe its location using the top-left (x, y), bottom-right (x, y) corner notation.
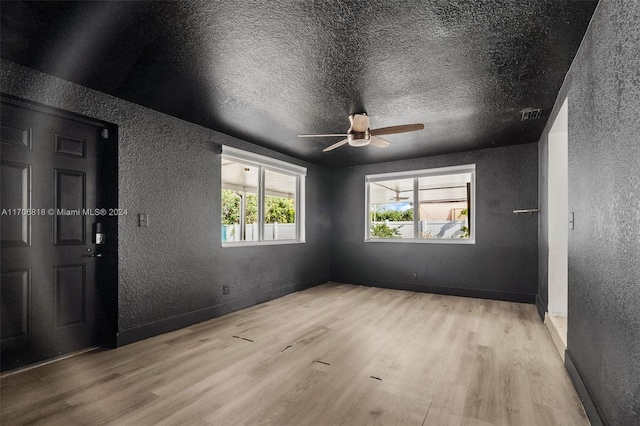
top-left (569, 212), bottom-right (574, 230)
top-left (139, 213), bottom-right (149, 227)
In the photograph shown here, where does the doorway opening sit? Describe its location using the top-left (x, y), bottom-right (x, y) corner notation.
top-left (546, 97), bottom-right (568, 361)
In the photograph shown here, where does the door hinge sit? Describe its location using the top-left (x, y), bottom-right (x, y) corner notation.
top-left (101, 128), bottom-right (109, 139)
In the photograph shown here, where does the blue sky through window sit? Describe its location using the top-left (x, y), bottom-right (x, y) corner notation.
top-left (375, 202), bottom-right (412, 211)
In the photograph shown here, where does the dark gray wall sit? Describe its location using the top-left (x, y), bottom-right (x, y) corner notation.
top-left (537, 1), bottom-right (640, 424)
top-left (0, 59), bottom-right (331, 344)
top-left (329, 143), bottom-right (539, 302)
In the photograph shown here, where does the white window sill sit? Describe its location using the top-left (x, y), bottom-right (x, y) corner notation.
top-left (222, 239), bottom-right (305, 248)
top-left (365, 238), bottom-right (475, 245)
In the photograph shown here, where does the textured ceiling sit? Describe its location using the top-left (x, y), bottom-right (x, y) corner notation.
top-left (0, 0), bottom-right (598, 167)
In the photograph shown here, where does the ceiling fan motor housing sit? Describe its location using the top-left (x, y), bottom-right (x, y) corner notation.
top-left (348, 131), bottom-right (371, 147)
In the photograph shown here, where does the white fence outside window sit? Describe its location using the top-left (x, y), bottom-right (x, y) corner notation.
top-left (222, 223), bottom-right (297, 242)
top-left (371, 220), bottom-right (466, 239)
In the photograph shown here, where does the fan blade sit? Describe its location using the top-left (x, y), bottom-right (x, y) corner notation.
top-left (370, 136), bottom-right (391, 148)
top-left (298, 134), bottom-right (348, 138)
top-left (370, 123), bottom-right (424, 136)
top-left (350, 113), bottom-right (370, 133)
top-left (323, 138), bottom-right (349, 152)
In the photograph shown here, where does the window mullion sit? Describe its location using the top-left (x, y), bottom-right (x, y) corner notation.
top-left (413, 178), bottom-right (419, 239)
top-left (296, 176), bottom-right (301, 240)
top-left (298, 175), bottom-right (306, 242)
top-left (365, 182), bottom-right (370, 240)
top-left (258, 165), bottom-right (265, 241)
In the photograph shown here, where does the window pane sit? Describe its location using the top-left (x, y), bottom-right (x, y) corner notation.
top-left (369, 178), bottom-right (414, 239)
top-left (221, 160), bottom-right (259, 242)
top-left (264, 169), bottom-right (297, 241)
top-left (418, 173), bottom-right (471, 239)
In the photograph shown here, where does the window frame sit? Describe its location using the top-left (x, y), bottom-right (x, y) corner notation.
top-left (221, 146), bottom-right (306, 247)
top-left (365, 164), bottom-right (476, 244)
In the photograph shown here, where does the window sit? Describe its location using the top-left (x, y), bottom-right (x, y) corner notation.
top-left (366, 164), bottom-right (475, 243)
top-left (221, 146), bottom-right (306, 246)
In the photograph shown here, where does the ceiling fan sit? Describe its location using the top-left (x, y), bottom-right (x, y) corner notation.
top-left (298, 113), bottom-right (424, 152)
top-left (374, 183), bottom-right (410, 201)
top-left (390, 189), bottom-right (410, 201)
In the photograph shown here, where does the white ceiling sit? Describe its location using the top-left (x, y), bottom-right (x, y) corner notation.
top-left (222, 160), bottom-right (296, 199)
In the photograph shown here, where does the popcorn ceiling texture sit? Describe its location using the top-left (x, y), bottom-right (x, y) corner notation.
top-left (0, 0), bottom-right (597, 167)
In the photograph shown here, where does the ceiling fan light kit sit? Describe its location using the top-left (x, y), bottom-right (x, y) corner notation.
top-left (299, 113), bottom-right (424, 153)
top-left (348, 131), bottom-right (371, 147)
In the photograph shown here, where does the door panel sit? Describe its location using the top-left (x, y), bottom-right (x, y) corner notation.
top-left (0, 122), bottom-right (32, 149)
top-left (1, 161), bottom-right (31, 246)
top-left (54, 265), bottom-right (86, 328)
top-left (0, 269), bottom-right (31, 341)
top-left (54, 169), bottom-right (86, 245)
top-left (54, 133), bottom-right (85, 157)
top-left (1, 99), bottom-right (110, 371)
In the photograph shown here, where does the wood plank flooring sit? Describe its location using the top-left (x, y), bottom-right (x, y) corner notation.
top-left (0, 283), bottom-right (588, 425)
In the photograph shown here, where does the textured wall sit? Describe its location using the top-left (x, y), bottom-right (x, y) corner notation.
top-left (329, 143), bottom-right (539, 301)
top-left (567, 1), bottom-right (640, 424)
top-left (0, 60), bottom-right (331, 339)
top-left (537, 0), bottom-right (640, 424)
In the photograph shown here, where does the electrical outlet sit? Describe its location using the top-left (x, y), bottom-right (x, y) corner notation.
top-left (222, 285), bottom-right (230, 295)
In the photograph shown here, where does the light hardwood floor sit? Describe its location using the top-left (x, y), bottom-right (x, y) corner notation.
top-left (1, 283), bottom-right (588, 425)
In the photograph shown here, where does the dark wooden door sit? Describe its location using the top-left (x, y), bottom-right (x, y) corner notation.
top-left (1, 100), bottom-right (107, 371)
